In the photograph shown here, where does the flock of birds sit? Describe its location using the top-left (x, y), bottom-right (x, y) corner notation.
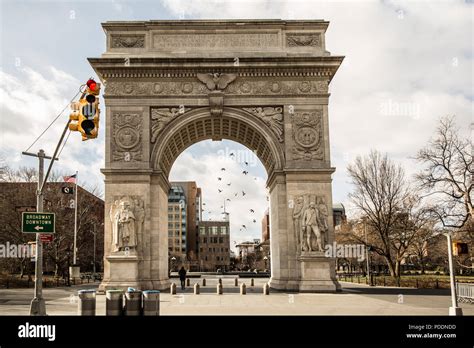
top-left (201, 152), bottom-right (267, 235)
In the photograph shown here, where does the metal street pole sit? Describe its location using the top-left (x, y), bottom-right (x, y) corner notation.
top-left (93, 226), bottom-right (96, 277)
top-left (446, 232), bottom-right (463, 316)
top-left (21, 149), bottom-right (51, 316)
top-left (364, 220), bottom-right (371, 285)
top-left (73, 171), bottom-right (78, 265)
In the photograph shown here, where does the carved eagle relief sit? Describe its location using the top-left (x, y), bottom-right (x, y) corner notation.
top-left (196, 73), bottom-right (237, 91)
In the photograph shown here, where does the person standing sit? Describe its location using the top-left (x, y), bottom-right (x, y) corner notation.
top-left (178, 266), bottom-right (187, 290)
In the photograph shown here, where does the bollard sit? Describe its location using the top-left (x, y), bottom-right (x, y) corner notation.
top-left (170, 283), bottom-right (177, 295)
top-left (218, 278), bottom-right (222, 285)
top-left (234, 278), bottom-right (238, 286)
top-left (124, 290), bottom-right (142, 316)
top-left (250, 278), bottom-right (254, 287)
top-left (240, 283), bottom-right (246, 295)
top-left (217, 283), bottom-right (223, 295)
top-left (106, 290), bottom-right (123, 316)
top-left (194, 283), bottom-right (200, 295)
top-left (143, 290), bottom-right (160, 316)
top-left (263, 283), bottom-right (269, 295)
top-left (186, 278), bottom-right (190, 287)
top-left (202, 278), bottom-right (206, 287)
top-left (78, 290), bottom-right (96, 316)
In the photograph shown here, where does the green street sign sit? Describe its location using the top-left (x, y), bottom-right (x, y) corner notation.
top-left (22, 212), bottom-right (55, 233)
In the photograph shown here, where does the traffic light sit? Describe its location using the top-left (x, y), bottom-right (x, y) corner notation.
top-left (69, 79), bottom-right (101, 141)
top-left (453, 242), bottom-right (469, 256)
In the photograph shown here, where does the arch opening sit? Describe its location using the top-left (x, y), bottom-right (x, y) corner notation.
top-left (151, 107), bottom-right (285, 180)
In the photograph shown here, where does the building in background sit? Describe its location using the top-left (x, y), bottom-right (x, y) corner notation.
top-left (168, 185), bottom-right (187, 263)
top-left (333, 203), bottom-right (347, 230)
top-left (170, 181), bottom-right (202, 258)
top-left (198, 218), bottom-right (231, 271)
top-left (261, 208), bottom-right (270, 241)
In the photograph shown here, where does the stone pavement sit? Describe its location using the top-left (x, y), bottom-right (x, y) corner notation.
top-left (0, 277), bottom-right (473, 316)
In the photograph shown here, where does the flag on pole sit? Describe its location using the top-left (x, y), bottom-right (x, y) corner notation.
top-left (63, 174), bottom-right (77, 183)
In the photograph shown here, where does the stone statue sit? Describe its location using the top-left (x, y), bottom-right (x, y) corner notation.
top-left (317, 197), bottom-right (329, 246)
top-left (111, 200), bottom-right (137, 252)
top-left (134, 199), bottom-right (145, 246)
top-left (301, 202), bottom-right (324, 252)
top-left (292, 196), bottom-right (304, 249)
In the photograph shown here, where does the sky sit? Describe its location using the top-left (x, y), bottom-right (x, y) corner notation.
top-left (0, 0), bottom-right (472, 246)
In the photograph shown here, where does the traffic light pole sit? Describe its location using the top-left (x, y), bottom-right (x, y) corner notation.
top-left (22, 149), bottom-right (58, 316)
top-left (22, 85), bottom-right (88, 315)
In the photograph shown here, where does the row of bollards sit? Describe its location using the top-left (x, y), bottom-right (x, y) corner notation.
top-left (78, 289), bottom-right (161, 316)
top-left (169, 279), bottom-right (270, 296)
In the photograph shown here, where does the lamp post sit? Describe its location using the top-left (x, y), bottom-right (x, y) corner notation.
top-left (170, 256), bottom-right (176, 276)
top-left (65, 247), bottom-right (71, 287)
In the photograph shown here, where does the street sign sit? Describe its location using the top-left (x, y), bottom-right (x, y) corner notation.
top-left (40, 234), bottom-right (54, 243)
top-left (62, 187), bottom-right (74, 194)
top-left (22, 212), bottom-right (55, 233)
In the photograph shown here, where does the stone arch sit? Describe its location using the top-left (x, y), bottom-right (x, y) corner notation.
top-left (90, 19), bottom-right (343, 293)
top-left (151, 107), bottom-right (285, 179)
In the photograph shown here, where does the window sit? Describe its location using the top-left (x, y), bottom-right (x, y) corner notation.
top-left (220, 226), bottom-right (227, 234)
top-left (200, 226), bottom-right (206, 235)
top-left (211, 226), bottom-right (218, 235)
top-left (219, 237), bottom-right (223, 244)
top-left (209, 248), bottom-right (211, 252)
top-left (216, 256), bottom-right (220, 261)
top-left (200, 248), bottom-right (203, 253)
top-left (203, 238), bottom-right (207, 244)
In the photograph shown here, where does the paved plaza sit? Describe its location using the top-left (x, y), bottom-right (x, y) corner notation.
top-left (1, 276), bottom-right (472, 316)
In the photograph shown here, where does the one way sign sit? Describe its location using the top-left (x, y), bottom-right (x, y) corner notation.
top-left (21, 212), bottom-right (55, 233)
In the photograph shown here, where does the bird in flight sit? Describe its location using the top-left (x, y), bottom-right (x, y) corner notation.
top-left (242, 225), bottom-right (247, 229)
top-left (218, 189), bottom-right (222, 193)
top-left (242, 171), bottom-right (248, 175)
top-left (245, 161), bottom-right (249, 166)
top-left (227, 183), bottom-right (231, 186)
top-left (217, 177), bottom-right (222, 181)
top-left (202, 202), bottom-right (206, 206)
top-left (226, 198), bottom-right (231, 202)
top-left (230, 153), bottom-right (235, 157)
top-left (221, 168), bottom-right (226, 171)
top-left (253, 219), bottom-right (257, 223)
top-left (242, 191), bottom-right (246, 196)
top-left (234, 193), bottom-right (238, 197)
top-left (250, 209), bottom-right (254, 213)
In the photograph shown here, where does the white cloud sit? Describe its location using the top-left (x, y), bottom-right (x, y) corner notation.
top-left (163, 0), bottom-right (473, 212)
top-left (0, 66), bottom-right (104, 194)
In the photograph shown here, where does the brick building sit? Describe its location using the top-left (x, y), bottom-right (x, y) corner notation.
top-left (198, 219), bottom-right (230, 271)
top-left (0, 182), bottom-right (104, 277)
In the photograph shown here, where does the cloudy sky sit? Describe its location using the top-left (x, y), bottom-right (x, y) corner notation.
top-left (0, 0), bottom-right (472, 246)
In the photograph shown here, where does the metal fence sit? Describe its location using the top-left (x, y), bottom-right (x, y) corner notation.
top-left (456, 283), bottom-right (474, 304)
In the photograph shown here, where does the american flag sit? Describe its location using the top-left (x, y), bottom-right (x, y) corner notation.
top-left (63, 174), bottom-right (77, 183)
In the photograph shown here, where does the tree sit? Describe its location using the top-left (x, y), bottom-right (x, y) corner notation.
top-left (415, 116), bottom-right (473, 229)
top-left (347, 150), bottom-right (433, 280)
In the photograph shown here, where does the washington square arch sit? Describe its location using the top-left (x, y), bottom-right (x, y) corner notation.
top-left (88, 19), bottom-right (344, 292)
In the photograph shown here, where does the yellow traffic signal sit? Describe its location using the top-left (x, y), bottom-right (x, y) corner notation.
top-left (68, 101), bottom-right (80, 132)
top-left (69, 79), bottom-right (101, 141)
